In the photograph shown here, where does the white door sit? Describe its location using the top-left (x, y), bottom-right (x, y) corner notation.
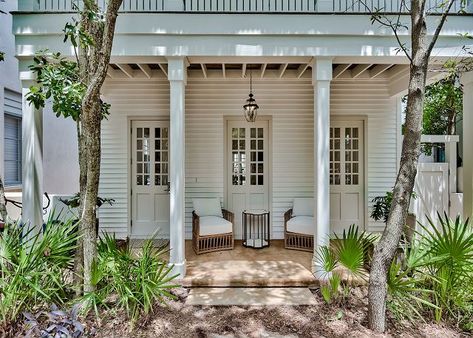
top-left (227, 120), bottom-right (270, 239)
top-left (329, 121), bottom-right (364, 234)
top-left (131, 121), bottom-right (170, 238)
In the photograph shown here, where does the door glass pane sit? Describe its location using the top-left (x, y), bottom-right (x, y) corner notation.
top-left (330, 127), bottom-right (341, 186)
top-left (154, 126), bottom-right (169, 186)
top-left (250, 127), bottom-right (264, 186)
top-left (232, 128), bottom-right (246, 185)
top-left (136, 127), bottom-right (150, 186)
top-left (344, 127), bottom-right (360, 186)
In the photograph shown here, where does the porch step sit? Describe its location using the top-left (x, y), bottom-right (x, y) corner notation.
top-left (181, 260), bottom-right (317, 287)
top-left (186, 287), bottom-right (318, 306)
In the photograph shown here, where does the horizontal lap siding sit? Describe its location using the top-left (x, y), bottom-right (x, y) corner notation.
top-left (99, 79), bottom-right (170, 238)
top-left (98, 77), bottom-right (397, 238)
top-left (186, 79), bottom-right (314, 239)
top-left (331, 79), bottom-right (397, 232)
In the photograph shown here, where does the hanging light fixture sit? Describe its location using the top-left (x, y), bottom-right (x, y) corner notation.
top-left (243, 67), bottom-right (259, 122)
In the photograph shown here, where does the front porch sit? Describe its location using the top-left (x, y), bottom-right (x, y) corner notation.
top-left (182, 240), bottom-right (316, 287)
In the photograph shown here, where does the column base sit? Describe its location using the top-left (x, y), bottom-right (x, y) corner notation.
top-left (170, 259), bottom-right (187, 279)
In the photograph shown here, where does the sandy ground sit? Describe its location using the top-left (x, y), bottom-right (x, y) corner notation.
top-left (85, 288), bottom-right (469, 338)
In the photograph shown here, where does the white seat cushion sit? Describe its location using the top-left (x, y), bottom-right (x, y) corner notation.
top-left (193, 198), bottom-right (223, 218)
top-left (292, 198), bottom-right (314, 217)
top-left (199, 216), bottom-right (233, 236)
top-left (287, 216), bottom-right (314, 235)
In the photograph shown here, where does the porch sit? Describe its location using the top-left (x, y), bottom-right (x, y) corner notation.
top-left (182, 240), bottom-right (316, 287)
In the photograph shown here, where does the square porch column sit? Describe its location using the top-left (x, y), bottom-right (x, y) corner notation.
top-left (167, 57), bottom-right (189, 278)
top-left (20, 71), bottom-right (44, 231)
top-left (311, 58), bottom-right (332, 277)
top-left (462, 71), bottom-right (473, 219)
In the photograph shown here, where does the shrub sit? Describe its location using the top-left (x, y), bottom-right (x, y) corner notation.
top-left (0, 214), bottom-right (78, 327)
top-left (316, 224), bottom-right (376, 303)
top-left (387, 214), bottom-right (473, 329)
top-left (22, 304), bottom-right (86, 337)
top-left (83, 233), bottom-right (179, 322)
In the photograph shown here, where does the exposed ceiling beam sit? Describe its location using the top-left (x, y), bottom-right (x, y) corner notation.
top-left (200, 64), bottom-right (207, 78)
top-left (222, 64), bottom-right (226, 78)
top-left (388, 65), bottom-right (410, 82)
top-left (333, 64), bottom-right (351, 79)
top-left (296, 63), bottom-right (310, 79)
top-left (106, 66), bottom-right (115, 78)
top-left (351, 64), bottom-right (372, 79)
top-left (278, 63), bottom-right (288, 78)
top-left (260, 63), bottom-right (267, 79)
top-left (158, 63), bottom-right (168, 77)
top-left (116, 64), bottom-right (134, 78)
top-left (242, 63), bottom-right (247, 78)
top-left (370, 64), bottom-right (392, 78)
top-left (137, 64), bottom-right (152, 79)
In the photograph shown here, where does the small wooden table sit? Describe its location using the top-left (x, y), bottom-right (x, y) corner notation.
top-left (242, 209), bottom-right (270, 249)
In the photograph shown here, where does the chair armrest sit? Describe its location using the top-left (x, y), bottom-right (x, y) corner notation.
top-left (222, 209), bottom-right (234, 223)
top-left (192, 211), bottom-right (200, 235)
top-left (284, 209), bottom-right (293, 232)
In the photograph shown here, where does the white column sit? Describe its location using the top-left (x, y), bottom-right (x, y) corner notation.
top-left (312, 58), bottom-right (332, 277)
top-left (167, 57), bottom-right (188, 278)
top-left (20, 71), bottom-right (44, 231)
top-left (462, 71), bottom-right (473, 219)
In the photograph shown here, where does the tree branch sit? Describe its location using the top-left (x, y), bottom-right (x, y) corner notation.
top-left (427, 0), bottom-right (457, 56)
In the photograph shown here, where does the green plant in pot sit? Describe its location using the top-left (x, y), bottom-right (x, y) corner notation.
top-left (371, 191), bottom-right (417, 244)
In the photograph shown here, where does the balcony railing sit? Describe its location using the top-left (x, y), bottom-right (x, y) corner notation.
top-left (26, 0), bottom-right (472, 13)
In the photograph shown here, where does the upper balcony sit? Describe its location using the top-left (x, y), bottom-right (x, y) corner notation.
top-left (18, 0), bottom-right (473, 14)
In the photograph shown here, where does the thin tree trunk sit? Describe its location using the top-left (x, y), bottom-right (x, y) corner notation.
top-left (0, 176), bottom-right (7, 222)
top-left (74, 120), bottom-right (87, 295)
top-left (368, 0), bottom-right (429, 332)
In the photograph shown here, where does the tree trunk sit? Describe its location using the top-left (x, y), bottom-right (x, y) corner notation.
top-left (77, 0), bottom-right (123, 293)
top-left (368, 0), bottom-right (430, 332)
top-left (0, 176), bottom-right (7, 222)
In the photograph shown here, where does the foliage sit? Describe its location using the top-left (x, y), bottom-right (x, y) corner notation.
top-left (82, 233), bottom-right (179, 322)
top-left (23, 304), bottom-right (85, 338)
top-left (26, 51), bottom-right (110, 121)
top-left (386, 214), bottom-right (473, 330)
top-left (0, 215), bottom-right (78, 326)
top-left (371, 190), bottom-right (416, 224)
top-left (60, 193), bottom-right (115, 209)
top-left (316, 225), bottom-right (377, 303)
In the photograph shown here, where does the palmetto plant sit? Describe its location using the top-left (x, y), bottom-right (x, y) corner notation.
top-left (83, 233), bottom-right (179, 322)
top-left (0, 214), bottom-right (78, 326)
top-left (386, 214), bottom-right (473, 328)
top-left (316, 224), bottom-right (377, 303)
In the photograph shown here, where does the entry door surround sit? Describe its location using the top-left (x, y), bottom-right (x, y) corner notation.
top-left (226, 119), bottom-right (270, 239)
top-left (130, 120), bottom-right (170, 238)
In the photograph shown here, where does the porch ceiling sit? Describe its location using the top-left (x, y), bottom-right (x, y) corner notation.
top-left (106, 60), bottom-right (445, 84)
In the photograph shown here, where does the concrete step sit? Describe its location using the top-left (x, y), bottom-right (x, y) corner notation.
top-left (186, 287), bottom-right (318, 306)
top-left (181, 260), bottom-right (317, 287)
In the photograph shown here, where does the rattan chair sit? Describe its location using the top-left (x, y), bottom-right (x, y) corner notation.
top-left (192, 209), bottom-right (234, 255)
top-left (284, 198), bottom-right (315, 252)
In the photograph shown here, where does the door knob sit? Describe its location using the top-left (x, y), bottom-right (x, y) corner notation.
top-left (165, 181), bottom-right (171, 193)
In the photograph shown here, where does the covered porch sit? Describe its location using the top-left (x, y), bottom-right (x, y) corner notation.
top-left (19, 57), bottom-right (473, 280)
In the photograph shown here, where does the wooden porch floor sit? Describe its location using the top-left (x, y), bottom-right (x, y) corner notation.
top-left (182, 240), bottom-right (317, 287)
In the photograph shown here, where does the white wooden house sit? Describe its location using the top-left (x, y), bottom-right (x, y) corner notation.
top-left (11, 0), bottom-right (473, 277)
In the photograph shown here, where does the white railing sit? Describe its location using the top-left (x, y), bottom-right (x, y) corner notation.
top-left (26, 0), bottom-right (472, 13)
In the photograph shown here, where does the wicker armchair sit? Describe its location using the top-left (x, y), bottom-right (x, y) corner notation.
top-left (284, 208), bottom-right (314, 252)
top-left (192, 209), bottom-right (234, 255)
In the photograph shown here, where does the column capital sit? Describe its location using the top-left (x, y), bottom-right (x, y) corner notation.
top-left (20, 71), bottom-right (38, 88)
top-left (166, 57), bottom-right (190, 84)
top-left (461, 71), bottom-right (473, 86)
top-left (312, 58), bottom-right (333, 84)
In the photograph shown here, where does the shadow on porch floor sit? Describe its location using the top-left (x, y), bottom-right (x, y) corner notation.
top-left (182, 240), bottom-right (317, 287)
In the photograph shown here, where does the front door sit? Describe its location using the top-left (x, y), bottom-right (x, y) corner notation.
top-left (131, 121), bottom-right (170, 238)
top-left (329, 120), bottom-right (365, 234)
top-left (227, 120), bottom-right (270, 239)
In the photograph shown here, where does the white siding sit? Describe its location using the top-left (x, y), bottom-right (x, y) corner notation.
top-left (98, 76), bottom-right (397, 238)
